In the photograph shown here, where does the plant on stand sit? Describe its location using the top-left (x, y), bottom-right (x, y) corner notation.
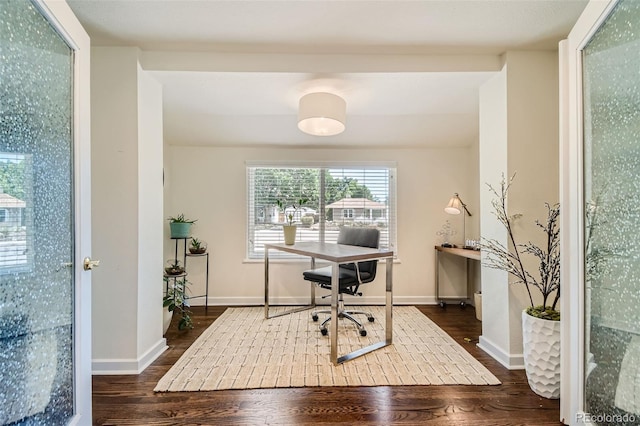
top-left (189, 237), bottom-right (207, 254)
top-left (168, 214), bottom-right (197, 238)
top-left (163, 276), bottom-right (193, 331)
top-left (482, 173), bottom-right (560, 398)
top-left (276, 197), bottom-right (308, 245)
top-left (164, 259), bottom-right (185, 276)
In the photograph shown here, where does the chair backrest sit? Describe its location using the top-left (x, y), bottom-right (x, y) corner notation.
top-left (337, 227), bottom-right (380, 278)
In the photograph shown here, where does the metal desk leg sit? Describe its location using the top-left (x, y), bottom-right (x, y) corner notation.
top-left (385, 257), bottom-right (393, 344)
top-left (335, 256), bottom-right (393, 364)
top-left (435, 249), bottom-right (443, 307)
top-left (264, 249), bottom-right (316, 319)
top-left (205, 253), bottom-right (209, 311)
top-left (310, 257), bottom-right (316, 307)
top-left (466, 258), bottom-right (472, 305)
top-left (264, 247), bottom-right (270, 319)
top-left (330, 262), bottom-right (339, 364)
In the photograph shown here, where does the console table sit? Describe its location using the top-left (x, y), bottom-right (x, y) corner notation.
top-left (434, 245), bottom-right (480, 308)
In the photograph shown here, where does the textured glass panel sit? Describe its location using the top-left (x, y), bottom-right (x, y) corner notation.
top-left (583, 0), bottom-right (640, 423)
top-left (0, 0), bottom-right (74, 424)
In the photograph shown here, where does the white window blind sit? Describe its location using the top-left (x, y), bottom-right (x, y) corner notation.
top-left (247, 165), bottom-right (396, 259)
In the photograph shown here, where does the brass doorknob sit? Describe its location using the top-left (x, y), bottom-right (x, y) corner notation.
top-left (83, 257), bottom-right (100, 271)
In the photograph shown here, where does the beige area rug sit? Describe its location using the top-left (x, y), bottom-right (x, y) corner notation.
top-left (154, 306), bottom-right (500, 392)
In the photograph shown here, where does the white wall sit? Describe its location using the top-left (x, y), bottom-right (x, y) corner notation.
top-left (136, 63), bottom-right (165, 362)
top-left (478, 51), bottom-right (560, 368)
top-left (164, 145), bottom-right (478, 305)
top-left (91, 47), bottom-right (140, 362)
top-left (505, 50), bottom-right (560, 354)
top-left (479, 65), bottom-right (511, 364)
top-left (91, 47), bottom-right (166, 374)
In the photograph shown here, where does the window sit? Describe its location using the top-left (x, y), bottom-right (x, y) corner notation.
top-left (343, 209), bottom-right (354, 219)
top-left (0, 153), bottom-right (32, 272)
top-left (247, 164), bottom-right (396, 259)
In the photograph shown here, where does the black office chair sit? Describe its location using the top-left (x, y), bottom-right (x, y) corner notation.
top-left (303, 227), bottom-right (380, 337)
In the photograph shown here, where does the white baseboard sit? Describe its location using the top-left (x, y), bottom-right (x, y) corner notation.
top-left (478, 335), bottom-right (524, 370)
top-left (92, 338), bottom-right (168, 375)
top-left (189, 295), bottom-right (441, 306)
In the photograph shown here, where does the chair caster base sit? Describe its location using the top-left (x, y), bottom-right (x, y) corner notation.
top-left (312, 307), bottom-right (373, 337)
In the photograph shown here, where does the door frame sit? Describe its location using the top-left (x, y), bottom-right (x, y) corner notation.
top-left (560, 0), bottom-right (618, 424)
top-left (31, 1), bottom-right (92, 424)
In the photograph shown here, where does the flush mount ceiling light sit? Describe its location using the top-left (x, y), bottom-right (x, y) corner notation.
top-left (297, 92), bottom-right (346, 136)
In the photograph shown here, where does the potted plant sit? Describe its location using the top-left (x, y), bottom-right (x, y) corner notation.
top-left (189, 237), bottom-right (207, 254)
top-left (168, 214), bottom-right (197, 238)
top-left (164, 259), bottom-right (185, 276)
top-left (276, 197), bottom-right (308, 245)
top-left (163, 277), bottom-right (193, 331)
top-left (482, 174), bottom-right (560, 399)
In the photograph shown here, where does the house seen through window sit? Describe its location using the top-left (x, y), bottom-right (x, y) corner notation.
top-left (0, 153), bottom-right (31, 271)
top-left (247, 165), bottom-right (396, 259)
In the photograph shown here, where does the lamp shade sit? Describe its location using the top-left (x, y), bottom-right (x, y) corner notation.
top-left (298, 92), bottom-right (346, 136)
top-left (445, 194), bottom-right (462, 215)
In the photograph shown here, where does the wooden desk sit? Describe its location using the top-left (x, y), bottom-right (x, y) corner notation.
top-left (434, 246), bottom-right (480, 307)
top-left (264, 242), bottom-right (394, 365)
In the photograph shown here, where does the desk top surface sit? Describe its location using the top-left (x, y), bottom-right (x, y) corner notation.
top-left (435, 245), bottom-right (481, 261)
top-left (266, 242), bottom-right (394, 263)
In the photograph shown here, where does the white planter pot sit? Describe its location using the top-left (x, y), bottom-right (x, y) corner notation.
top-left (283, 225), bottom-right (297, 245)
top-left (522, 310), bottom-right (561, 399)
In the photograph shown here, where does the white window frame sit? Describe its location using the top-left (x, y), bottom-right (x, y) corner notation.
top-left (561, 0), bottom-right (619, 421)
top-left (246, 161), bottom-right (397, 260)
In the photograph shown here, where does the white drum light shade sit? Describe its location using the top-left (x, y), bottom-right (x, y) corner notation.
top-left (298, 92), bottom-right (346, 136)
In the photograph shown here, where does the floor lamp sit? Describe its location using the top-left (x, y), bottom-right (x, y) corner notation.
top-left (445, 193), bottom-right (472, 247)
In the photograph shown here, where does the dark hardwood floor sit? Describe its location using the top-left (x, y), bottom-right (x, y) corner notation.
top-left (92, 305), bottom-right (562, 425)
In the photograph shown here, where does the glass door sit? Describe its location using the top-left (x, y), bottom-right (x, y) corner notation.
top-left (583, 0), bottom-right (640, 423)
top-left (0, 0), bottom-right (91, 423)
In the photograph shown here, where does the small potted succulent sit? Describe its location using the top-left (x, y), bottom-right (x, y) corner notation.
top-left (164, 259), bottom-right (185, 276)
top-left (168, 214), bottom-right (197, 238)
top-left (189, 237), bottom-right (207, 254)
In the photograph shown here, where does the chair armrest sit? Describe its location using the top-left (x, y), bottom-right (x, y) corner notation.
top-left (353, 262), bottom-right (363, 285)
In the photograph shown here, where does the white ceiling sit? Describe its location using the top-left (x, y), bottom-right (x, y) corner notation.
top-left (67, 0), bottom-right (588, 148)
